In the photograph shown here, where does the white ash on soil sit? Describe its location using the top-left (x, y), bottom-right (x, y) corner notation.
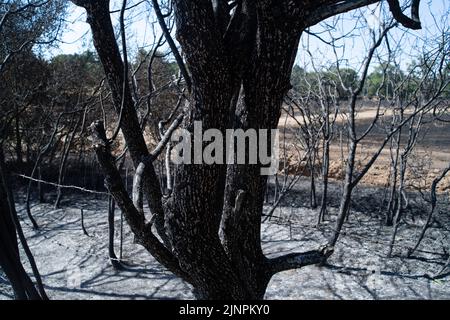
top-left (1, 186), bottom-right (449, 300)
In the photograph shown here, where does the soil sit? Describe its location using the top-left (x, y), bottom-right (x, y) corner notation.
top-left (278, 103), bottom-right (450, 191)
top-left (1, 180), bottom-right (449, 300)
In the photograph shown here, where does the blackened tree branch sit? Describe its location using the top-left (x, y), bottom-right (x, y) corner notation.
top-left (151, 0), bottom-right (192, 92)
top-left (306, 0), bottom-right (421, 30)
top-left (71, 0), bottom-right (169, 246)
top-left (90, 120), bottom-right (192, 284)
top-left (268, 246), bottom-right (334, 275)
top-left (387, 0), bottom-right (421, 30)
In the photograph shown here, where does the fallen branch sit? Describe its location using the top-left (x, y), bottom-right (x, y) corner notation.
top-left (15, 174), bottom-right (108, 195)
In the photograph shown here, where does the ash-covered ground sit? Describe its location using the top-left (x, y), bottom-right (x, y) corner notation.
top-left (1, 181), bottom-right (449, 300)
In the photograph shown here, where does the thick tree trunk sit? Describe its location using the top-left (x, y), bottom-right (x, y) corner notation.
top-left (73, 0), bottom-right (420, 300)
top-left (87, 0), bottom-right (331, 299)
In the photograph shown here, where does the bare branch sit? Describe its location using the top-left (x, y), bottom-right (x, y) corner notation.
top-left (90, 120), bottom-right (192, 284)
top-left (268, 246), bottom-right (334, 275)
top-left (387, 0), bottom-right (421, 30)
top-left (307, 0), bottom-right (422, 30)
top-left (151, 0), bottom-right (192, 92)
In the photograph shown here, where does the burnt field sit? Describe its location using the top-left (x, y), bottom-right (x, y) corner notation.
top-left (1, 177), bottom-right (449, 300)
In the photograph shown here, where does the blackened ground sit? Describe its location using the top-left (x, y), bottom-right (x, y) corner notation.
top-left (1, 180), bottom-right (449, 300)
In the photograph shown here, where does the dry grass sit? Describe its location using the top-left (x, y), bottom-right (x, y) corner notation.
top-left (278, 103), bottom-right (450, 192)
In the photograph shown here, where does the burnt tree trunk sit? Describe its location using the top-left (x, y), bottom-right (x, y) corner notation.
top-left (0, 148), bottom-right (48, 300)
top-left (72, 0), bottom-right (423, 300)
top-left (108, 195), bottom-right (122, 269)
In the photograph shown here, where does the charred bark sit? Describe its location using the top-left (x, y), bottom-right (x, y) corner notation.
top-left (0, 148), bottom-right (48, 300)
top-left (73, 0), bottom-right (423, 300)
